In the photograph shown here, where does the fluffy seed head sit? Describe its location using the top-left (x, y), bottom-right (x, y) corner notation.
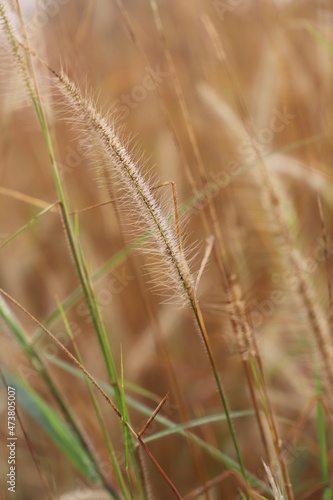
top-left (57, 70), bottom-right (196, 304)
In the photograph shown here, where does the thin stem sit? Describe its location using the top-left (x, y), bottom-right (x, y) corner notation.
top-left (192, 300), bottom-right (248, 483)
top-left (0, 5), bottom-right (143, 494)
top-left (0, 288), bottom-right (183, 499)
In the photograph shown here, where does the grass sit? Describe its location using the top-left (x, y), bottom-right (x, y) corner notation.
top-left (0, 0), bottom-right (333, 498)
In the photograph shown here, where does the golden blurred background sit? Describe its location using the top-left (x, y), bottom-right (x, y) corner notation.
top-left (1, 0), bottom-right (333, 498)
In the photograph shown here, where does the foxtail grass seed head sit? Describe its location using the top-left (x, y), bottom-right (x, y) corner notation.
top-left (56, 71), bottom-right (196, 305)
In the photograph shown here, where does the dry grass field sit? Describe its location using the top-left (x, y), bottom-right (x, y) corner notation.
top-left (0, 0), bottom-right (333, 498)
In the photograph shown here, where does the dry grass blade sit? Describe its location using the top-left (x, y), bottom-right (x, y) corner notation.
top-left (317, 195), bottom-right (333, 337)
top-left (0, 370), bottom-right (54, 500)
top-left (0, 288), bottom-right (183, 499)
top-left (194, 236), bottom-right (214, 297)
top-left (1, 1), bottom-right (332, 497)
top-left (202, 13), bottom-right (333, 393)
top-left (138, 392), bottom-right (169, 438)
top-left (0, 187), bottom-right (58, 211)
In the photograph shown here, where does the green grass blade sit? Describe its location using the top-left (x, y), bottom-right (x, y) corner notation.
top-left (30, 133), bottom-right (324, 348)
top-left (142, 409), bottom-right (254, 442)
top-left (304, 22), bottom-right (333, 57)
top-left (40, 352), bottom-right (273, 496)
top-left (314, 353), bottom-right (332, 499)
top-left (0, 296), bottom-right (120, 498)
top-left (0, 202), bottom-right (58, 250)
top-left (0, 0), bottom-right (121, 410)
top-left (72, 224), bottom-right (143, 494)
top-left (120, 349), bottom-right (134, 499)
top-left (57, 301), bottom-right (127, 499)
top-left (1, 372), bottom-right (100, 482)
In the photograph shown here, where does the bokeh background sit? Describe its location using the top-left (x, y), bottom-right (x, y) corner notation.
top-left (1, 0), bottom-right (333, 498)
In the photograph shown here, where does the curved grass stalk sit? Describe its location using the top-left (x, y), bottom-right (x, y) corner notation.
top-left (36, 352), bottom-right (276, 497)
top-left (40, 64), bottom-right (248, 484)
top-left (219, 26), bottom-right (333, 391)
top-left (57, 300), bottom-right (129, 499)
top-left (0, 3), bottom-right (144, 495)
top-left (7, 30), bottom-right (248, 483)
top-left (0, 296), bottom-right (121, 499)
top-left (0, 287), bottom-right (183, 499)
top-left (27, 133), bottom-right (324, 346)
